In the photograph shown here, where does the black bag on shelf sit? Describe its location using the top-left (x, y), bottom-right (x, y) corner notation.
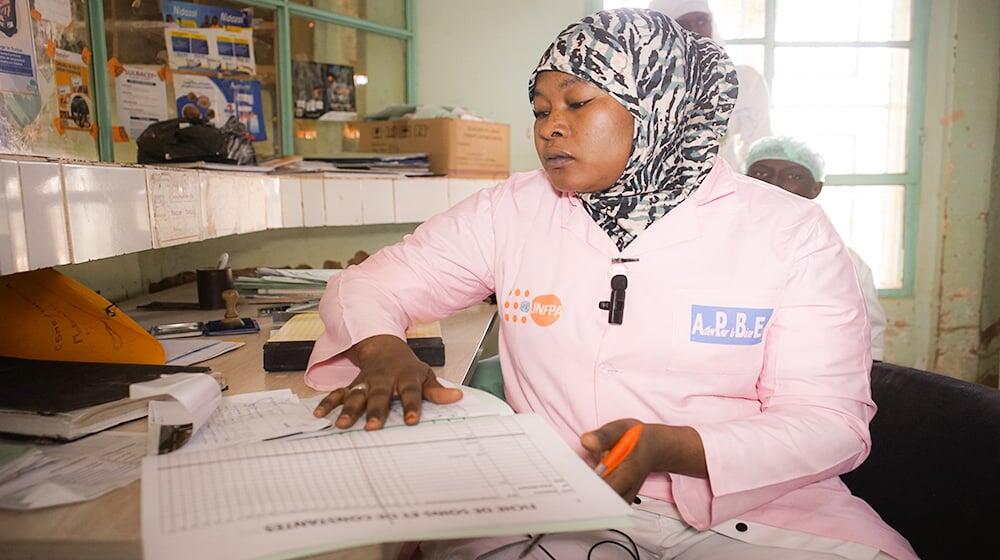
top-left (136, 118), bottom-right (230, 164)
top-left (136, 116), bottom-right (258, 166)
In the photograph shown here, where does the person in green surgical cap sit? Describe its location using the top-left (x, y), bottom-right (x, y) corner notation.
top-left (746, 136), bottom-right (887, 361)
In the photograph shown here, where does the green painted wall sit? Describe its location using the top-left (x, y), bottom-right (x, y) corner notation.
top-left (881, 0), bottom-right (1000, 384)
top-left (411, 0), bottom-right (592, 173)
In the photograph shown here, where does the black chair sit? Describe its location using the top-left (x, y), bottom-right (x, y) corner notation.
top-left (842, 362), bottom-right (1000, 560)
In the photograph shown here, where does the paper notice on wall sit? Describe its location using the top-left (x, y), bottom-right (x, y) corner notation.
top-left (146, 169), bottom-right (202, 248)
top-left (33, 0), bottom-right (73, 26)
top-left (114, 65), bottom-right (169, 140)
top-left (0, 0), bottom-right (39, 95)
top-left (54, 49), bottom-right (93, 132)
top-left (164, 27), bottom-right (255, 76)
top-left (172, 73), bottom-right (266, 140)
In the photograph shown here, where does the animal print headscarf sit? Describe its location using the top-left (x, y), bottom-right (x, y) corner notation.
top-left (529, 9), bottom-right (738, 250)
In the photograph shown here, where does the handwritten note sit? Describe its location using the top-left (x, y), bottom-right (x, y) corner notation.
top-left (146, 169), bottom-right (202, 247)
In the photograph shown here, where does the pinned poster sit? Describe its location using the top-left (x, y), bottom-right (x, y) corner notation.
top-left (292, 62), bottom-right (357, 121)
top-left (0, 269), bottom-right (166, 365)
top-left (32, 0), bottom-right (72, 27)
top-left (54, 48), bottom-right (93, 131)
top-left (164, 27), bottom-right (255, 75)
top-left (172, 74), bottom-right (266, 140)
top-left (0, 0), bottom-right (39, 95)
top-left (114, 64), bottom-right (169, 140)
top-left (162, 2), bottom-right (254, 76)
top-left (161, 0), bottom-right (252, 30)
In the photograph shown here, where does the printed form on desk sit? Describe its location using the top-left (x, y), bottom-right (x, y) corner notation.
top-left (142, 413), bottom-right (632, 560)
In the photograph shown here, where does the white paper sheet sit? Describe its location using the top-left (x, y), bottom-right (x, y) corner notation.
top-left (142, 414), bottom-right (631, 560)
top-left (114, 64), bottom-right (170, 139)
top-left (290, 380), bottom-right (513, 442)
top-left (180, 390), bottom-right (329, 453)
top-left (162, 339), bottom-right (244, 366)
top-left (132, 373), bottom-right (223, 454)
top-left (0, 432), bottom-right (145, 510)
top-left (33, 0), bottom-right (73, 26)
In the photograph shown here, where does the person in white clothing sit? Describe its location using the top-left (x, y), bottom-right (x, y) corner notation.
top-left (745, 136), bottom-right (887, 361)
top-left (650, 0), bottom-right (773, 171)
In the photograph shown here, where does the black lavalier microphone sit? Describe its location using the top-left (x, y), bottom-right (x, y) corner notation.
top-left (598, 274), bottom-right (628, 325)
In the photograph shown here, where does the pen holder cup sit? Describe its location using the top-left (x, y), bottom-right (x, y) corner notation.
top-left (197, 268), bottom-right (234, 310)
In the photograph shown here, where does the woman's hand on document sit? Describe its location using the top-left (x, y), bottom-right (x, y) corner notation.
top-left (312, 334), bottom-right (463, 430)
top-left (581, 419), bottom-right (709, 502)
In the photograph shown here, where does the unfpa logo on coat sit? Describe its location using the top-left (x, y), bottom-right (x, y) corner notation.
top-left (502, 289), bottom-right (562, 327)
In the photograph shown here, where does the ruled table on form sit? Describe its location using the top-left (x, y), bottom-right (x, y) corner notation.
top-left (142, 414), bottom-right (630, 560)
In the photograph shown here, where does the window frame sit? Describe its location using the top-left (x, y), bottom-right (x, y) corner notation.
top-left (724, 0), bottom-right (931, 297)
top-left (87, 0), bottom-right (414, 163)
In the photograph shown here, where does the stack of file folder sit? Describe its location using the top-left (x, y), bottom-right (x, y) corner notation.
top-left (282, 152), bottom-right (433, 176)
top-left (234, 268), bottom-right (339, 297)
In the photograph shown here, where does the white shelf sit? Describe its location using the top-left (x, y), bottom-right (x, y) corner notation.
top-left (0, 157), bottom-right (502, 275)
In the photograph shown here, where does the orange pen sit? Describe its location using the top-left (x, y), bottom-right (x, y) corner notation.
top-left (518, 423), bottom-right (645, 558)
top-left (594, 423), bottom-right (644, 478)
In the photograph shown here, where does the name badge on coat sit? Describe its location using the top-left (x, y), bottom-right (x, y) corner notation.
top-left (690, 305), bottom-right (773, 346)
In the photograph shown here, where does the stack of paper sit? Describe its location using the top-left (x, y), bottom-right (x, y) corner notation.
top-left (234, 268), bottom-right (340, 296)
top-left (283, 153), bottom-right (433, 176)
top-left (0, 432), bottom-right (146, 510)
top-left (0, 387), bottom-right (329, 510)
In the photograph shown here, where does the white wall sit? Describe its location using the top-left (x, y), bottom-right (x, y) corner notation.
top-left (413, 1), bottom-right (592, 173)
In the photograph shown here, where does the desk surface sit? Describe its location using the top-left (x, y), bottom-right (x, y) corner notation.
top-left (0, 283), bottom-right (497, 560)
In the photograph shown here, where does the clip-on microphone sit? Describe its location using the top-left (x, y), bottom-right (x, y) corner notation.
top-left (598, 274), bottom-right (628, 325)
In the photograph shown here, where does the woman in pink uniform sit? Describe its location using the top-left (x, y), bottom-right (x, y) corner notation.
top-left (306, 9), bottom-right (916, 560)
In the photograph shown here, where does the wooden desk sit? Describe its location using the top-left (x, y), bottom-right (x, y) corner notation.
top-left (0, 284), bottom-right (497, 560)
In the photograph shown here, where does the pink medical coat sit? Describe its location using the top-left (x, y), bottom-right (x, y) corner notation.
top-left (306, 160), bottom-right (917, 560)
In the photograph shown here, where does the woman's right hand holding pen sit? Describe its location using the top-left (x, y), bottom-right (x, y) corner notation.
top-left (311, 334), bottom-right (463, 430)
top-left (581, 419), bottom-right (709, 503)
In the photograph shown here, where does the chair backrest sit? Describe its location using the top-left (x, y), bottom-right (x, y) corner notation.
top-left (841, 362), bottom-right (1000, 560)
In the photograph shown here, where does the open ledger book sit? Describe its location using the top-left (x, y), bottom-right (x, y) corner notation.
top-left (142, 383), bottom-right (632, 560)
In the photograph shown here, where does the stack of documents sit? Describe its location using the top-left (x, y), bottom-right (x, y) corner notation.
top-left (283, 152), bottom-right (433, 176)
top-left (0, 357), bottom-right (219, 441)
top-left (0, 387), bottom-right (328, 511)
top-left (0, 432), bottom-right (146, 510)
top-left (234, 268), bottom-right (340, 296)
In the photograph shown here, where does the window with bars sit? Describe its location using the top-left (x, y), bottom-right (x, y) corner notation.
top-left (604, 0), bottom-right (929, 294)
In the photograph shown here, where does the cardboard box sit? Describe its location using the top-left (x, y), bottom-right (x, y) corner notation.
top-left (348, 118), bottom-right (510, 179)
